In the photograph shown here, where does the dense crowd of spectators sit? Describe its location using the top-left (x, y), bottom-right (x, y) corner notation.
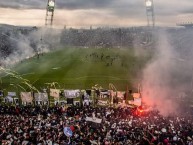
top-left (0, 105), bottom-right (192, 145)
top-left (60, 27), bottom-right (149, 48)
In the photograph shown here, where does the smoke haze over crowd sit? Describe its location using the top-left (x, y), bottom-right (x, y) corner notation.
top-left (141, 29), bottom-right (193, 116)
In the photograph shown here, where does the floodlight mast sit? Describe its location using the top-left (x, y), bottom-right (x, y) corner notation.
top-left (45, 0), bottom-right (56, 27)
top-left (145, 0), bottom-right (155, 27)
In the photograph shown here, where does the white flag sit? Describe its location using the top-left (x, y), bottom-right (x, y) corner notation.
top-left (133, 93), bottom-right (140, 99)
top-left (117, 91), bottom-right (125, 99)
top-left (20, 92), bottom-right (33, 103)
top-left (34, 93), bottom-right (41, 101)
top-left (97, 100), bottom-right (108, 106)
top-left (50, 89), bottom-right (60, 98)
top-left (134, 98), bottom-right (142, 106)
top-left (110, 90), bottom-right (116, 97)
top-left (41, 93), bottom-right (48, 102)
top-left (5, 96), bottom-right (14, 103)
top-left (64, 90), bottom-right (80, 98)
top-left (34, 93), bottom-right (48, 102)
top-left (85, 117), bottom-right (102, 124)
top-left (100, 90), bottom-right (109, 98)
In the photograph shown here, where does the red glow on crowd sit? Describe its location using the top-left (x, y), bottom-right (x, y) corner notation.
top-left (134, 105), bottom-right (150, 116)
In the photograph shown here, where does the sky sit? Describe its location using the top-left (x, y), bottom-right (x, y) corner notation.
top-left (0, 0), bottom-right (192, 28)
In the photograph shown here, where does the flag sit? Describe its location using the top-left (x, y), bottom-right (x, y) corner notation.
top-left (85, 117), bottom-right (102, 124)
top-left (34, 93), bottom-right (41, 101)
top-left (50, 89), bottom-right (60, 98)
top-left (64, 90), bottom-right (80, 98)
top-left (20, 92), bottom-right (33, 103)
top-left (8, 92), bottom-right (16, 97)
top-left (5, 96), bottom-right (14, 103)
top-left (89, 140), bottom-right (98, 145)
top-left (133, 93), bottom-right (141, 98)
top-left (63, 127), bottom-right (73, 137)
top-left (110, 90), bottom-right (116, 97)
top-left (97, 100), bottom-right (108, 106)
top-left (41, 93), bottom-right (48, 102)
top-left (34, 93), bottom-right (48, 102)
top-left (134, 98), bottom-right (142, 106)
top-left (117, 91), bottom-right (125, 99)
top-left (129, 100), bottom-right (134, 105)
top-left (100, 90), bottom-right (109, 98)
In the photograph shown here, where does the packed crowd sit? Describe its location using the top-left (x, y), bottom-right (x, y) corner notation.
top-left (0, 105), bottom-right (193, 145)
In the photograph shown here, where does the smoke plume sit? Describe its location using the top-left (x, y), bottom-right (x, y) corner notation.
top-left (0, 27), bottom-right (61, 67)
top-left (141, 30), bottom-right (181, 116)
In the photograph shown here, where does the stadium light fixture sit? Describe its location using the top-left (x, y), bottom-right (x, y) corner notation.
top-left (47, 0), bottom-right (55, 12)
top-left (45, 0), bottom-right (56, 26)
top-left (145, 0), bottom-right (155, 27)
top-left (146, 0), bottom-right (152, 7)
top-left (48, 0), bottom-right (55, 7)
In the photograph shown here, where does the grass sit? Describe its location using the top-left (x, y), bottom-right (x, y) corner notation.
top-left (0, 47), bottom-right (152, 93)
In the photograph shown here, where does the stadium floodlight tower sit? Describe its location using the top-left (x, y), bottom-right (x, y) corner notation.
top-left (145, 0), bottom-right (155, 27)
top-left (45, 0), bottom-right (56, 27)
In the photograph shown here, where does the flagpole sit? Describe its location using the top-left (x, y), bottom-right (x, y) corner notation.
top-left (47, 84), bottom-right (51, 107)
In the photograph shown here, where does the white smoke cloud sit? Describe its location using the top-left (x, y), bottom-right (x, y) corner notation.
top-left (1, 27), bottom-right (61, 67)
top-left (141, 30), bottom-right (180, 116)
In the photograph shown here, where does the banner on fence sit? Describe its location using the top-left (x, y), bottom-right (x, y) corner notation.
top-left (20, 92), bottom-right (33, 103)
top-left (133, 93), bottom-right (141, 99)
top-left (117, 91), bottom-right (125, 99)
top-left (34, 93), bottom-right (48, 102)
top-left (97, 100), bottom-right (108, 106)
top-left (100, 90), bottom-right (109, 98)
top-left (134, 98), bottom-right (142, 106)
top-left (129, 98), bottom-right (142, 106)
top-left (110, 90), bottom-right (116, 97)
top-left (64, 90), bottom-right (80, 98)
top-left (50, 89), bottom-right (60, 98)
top-left (5, 96), bottom-right (14, 103)
top-left (8, 92), bottom-right (16, 97)
top-left (85, 117), bottom-right (102, 124)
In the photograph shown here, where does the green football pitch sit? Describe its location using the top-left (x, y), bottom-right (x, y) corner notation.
top-left (0, 47), bottom-right (151, 92)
